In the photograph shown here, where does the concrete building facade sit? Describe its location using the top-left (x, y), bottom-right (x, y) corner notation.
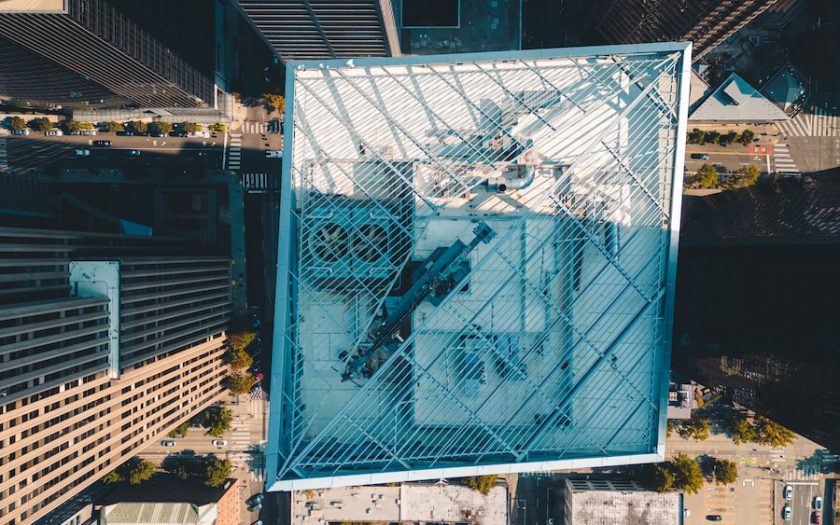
top-left (0, 227), bottom-right (231, 525)
top-left (0, 0), bottom-right (216, 109)
top-left (593, 0), bottom-right (778, 60)
top-left (563, 478), bottom-right (682, 525)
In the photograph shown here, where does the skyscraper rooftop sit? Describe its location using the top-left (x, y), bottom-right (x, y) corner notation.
top-left (267, 42), bottom-right (692, 490)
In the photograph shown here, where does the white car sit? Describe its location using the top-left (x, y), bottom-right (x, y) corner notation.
top-left (161, 440), bottom-right (176, 447)
top-left (75, 149), bottom-right (90, 156)
top-left (265, 150), bottom-right (282, 158)
top-left (783, 485), bottom-right (793, 500)
top-left (45, 129), bottom-right (63, 136)
top-left (782, 505), bottom-right (791, 521)
top-left (212, 439), bottom-right (227, 447)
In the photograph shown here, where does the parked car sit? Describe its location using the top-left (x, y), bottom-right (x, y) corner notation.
top-left (814, 497), bottom-right (822, 510)
top-left (116, 131), bottom-right (134, 136)
top-left (75, 149), bottom-right (90, 156)
top-left (92, 139), bottom-right (111, 147)
top-left (248, 494), bottom-right (264, 505)
top-left (169, 130), bottom-right (188, 137)
top-left (252, 521), bottom-right (263, 525)
top-left (80, 129), bottom-right (97, 136)
top-left (783, 505), bottom-right (792, 521)
top-left (813, 511), bottom-right (821, 524)
top-left (45, 129), bottom-right (63, 136)
top-left (784, 485), bottom-right (793, 500)
top-left (253, 372), bottom-right (264, 383)
top-left (265, 150), bottom-right (282, 159)
top-left (150, 131), bottom-right (165, 137)
top-left (211, 439), bottom-right (227, 447)
top-left (690, 153), bottom-right (710, 160)
top-left (248, 503), bottom-right (262, 512)
top-left (11, 129), bottom-right (30, 136)
top-left (706, 516), bottom-right (722, 522)
top-left (161, 440), bottom-right (176, 447)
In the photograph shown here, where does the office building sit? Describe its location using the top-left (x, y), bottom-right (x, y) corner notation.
top-left (0, 0), bottom-right (216, 109)
top-left (236, 0), bottom-right (400, 61)
top-left (267, 42), bottom-right (692, 490)
top-left (593, 0), bottom-right (778, 60)
top-left (0, 226), bottom-right (231, 524)
top-left (563, 478), bottom-right (682, 525)
top-left (291, 483), bottom-right (507, 524)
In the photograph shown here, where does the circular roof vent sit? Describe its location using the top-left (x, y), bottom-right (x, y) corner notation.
top-left (310, 223), bottom-right (348, 262)
top-left (352, 224), bottom-right (388, 263)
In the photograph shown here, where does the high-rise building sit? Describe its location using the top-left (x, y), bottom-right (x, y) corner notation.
top-left (0, 0), bottom-right (216, 109)
top-left (266, 42), bottom-right (691, 490)
top-left (674, 172), bottom-right (840, 452)
top-left (235, 0), bottom-right (400, 60)
top-left (593, 0), bottom-right (778, 60)
top-left (0, 226), bottom-right (231, 524)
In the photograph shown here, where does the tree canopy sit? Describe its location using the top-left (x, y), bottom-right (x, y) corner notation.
top-left (104, 457), bottom-right (156, 485)
top-left (229, 331), bottom-right (256, 352)
top-left (229, 348), bottom-right (253, 370)
top-left (105, 121), bottom-right (124, 132)
top-left (168, 421), bottom-right (190, 438)
top-left (29, 117), bottom-right (52, 132)
top-left (182, 122), bottom-right (201, 133)
top-left (9, 116), bottom-right (26, 131)
top-left (128, 120), bottom-right (147, 134)
top-left (64, 119), bottom-right (81, 132)
top-left (263, 92), bottom-right (286, 113)
top-left (697, 164), bottom-right (718, 189)
top-left (204, 457), bottom-right (232, 488)
top-left (713, 458), bottom-right (738, 485)
top-left (677, 415), bottom-right (711, 441)
top-left (153, 121), bottom-right (173, 134)
top-left (228, 371), bottom-right (254, 396)
top-left (652, 455), bottom-right (704, 494)
top-left (203, 406), bottom-right (233, 437)
top-left (465, 475), bottom-right (497, 495)
top-left (729, 415), bottom-right (795, 448)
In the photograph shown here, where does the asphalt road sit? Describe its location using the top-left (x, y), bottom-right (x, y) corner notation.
top-left (4, 131), bottom-right (224, 172)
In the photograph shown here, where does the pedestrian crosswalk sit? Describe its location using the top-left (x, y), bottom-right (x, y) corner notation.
top-left (0, 138), bottom-right (7, 173)
top-left (228, 132), bottom-right (241, 171)
top-left (249, 386), bottom-right (262, 400)
top-left (778, 106), bottom-right (840, 137)
top-left (772, 143), bottom-right (799, 175)
top-left (231, 428), bottom-right (251, 451)
top-left (242, 121), bottom-right (268, 134)
top-left (240, 172), bottom-right (279, 192)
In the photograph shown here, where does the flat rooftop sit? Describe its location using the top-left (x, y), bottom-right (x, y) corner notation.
top-left (565, 478), bottom-right (682, 525)
top-left (291, 484), bottom-right (507, 525)
top-left (269, 43), bottom-right (691, 491)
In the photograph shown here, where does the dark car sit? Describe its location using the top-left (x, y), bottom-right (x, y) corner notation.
top-left (116, 131), bottom-right (134, 136)
top-left (92, 140), bottom-right (111, 147)
top-left (125, 149), bottom-right (141, 157)
top-left (150, 131), bottom-right (165, 137)
top-left (690, 153), bottom-right (710, 160)
top-left (706, 516), bottom-right (722, 522)
top-left (169, 131), bottom-right (188, 137)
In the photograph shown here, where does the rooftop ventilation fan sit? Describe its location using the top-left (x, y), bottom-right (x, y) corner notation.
top-left (310, 223), bottom-right (349, 262)
top-left (352, 224), bottom-right (389, 263)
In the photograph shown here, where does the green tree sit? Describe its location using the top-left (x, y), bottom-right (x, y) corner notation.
top-left (105, 121), bottom-right (125, 132)
top-left (228, 371), bottom-right (254, 396)
top-left (114, 457), bottom-right (156, 485)
top-left (687, 128), bottom-right (706, 144)
top-left (128, 120), bottom-right (148, 134)
top-left (697, 164), bottom-right (718, 189)
top-left (738, 129), bottom-right (755, 145)
top-left (730, 417), bottom-right (757, 445)
top-left (64, 119), bottom-right (81, 133)
top-left (153, 121), bottom-right (173, 134)
top-left (229, 331), bottom-right (256, 352)
top-left (162, 452), bottom-right (203, 480)
top-left (704, 131), bottom-right (721, 145)
top-left (29, 117), bottom-right (53, 132)
top-left (712, 458), bottom-right (738, 485)
top-left (465, 475), bottom-right (498, 495)
top-left (77, 121), bottom-right (94, 130)
top-left (229, 348), bottom-right (253, 371)
top-left (9, 116), bottom-right (27, 131)
top-left (168, 421), bottom-right (190, 438)
top-left (753, 416), bottom-right (795, 448)
top-left (262, 92), bottom-right (285, 113)
top-left (652, 463), bottom-right (675, 492)
top-left (731, 165), bottom-right (761, 188)
top-left (203, 406), bottom-right (233, 437)
top-left (209, 123), bottom-right (227, 132)
top-left (203, 457), bottom-right (232, 488)
top-left (670, 454), bottom-right (704, 494)
top-left (718, 131), bottom-right (739, 147)
top-left (182, 122), bottom-right (201, 134)
top-left (103, 469), bottom-right (123, 484)
top-left (677, 416), bottom-right (711, 442)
